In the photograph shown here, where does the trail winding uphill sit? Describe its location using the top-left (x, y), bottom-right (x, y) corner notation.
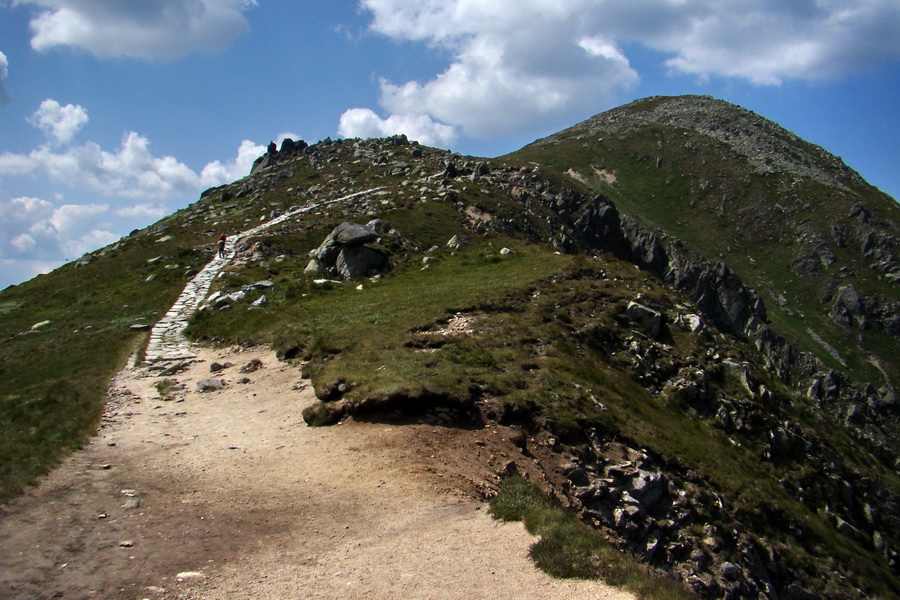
top-left (144, 186), bottom-right (386, 362)
top-left (0, 194), bottom-right (633, 599)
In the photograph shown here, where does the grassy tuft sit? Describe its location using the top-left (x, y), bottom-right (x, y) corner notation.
top-left (490, 476), bottom-right (693, 599)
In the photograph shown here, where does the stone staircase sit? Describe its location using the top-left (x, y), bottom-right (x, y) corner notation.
top-left (144, 187), bottom-right (385, 362)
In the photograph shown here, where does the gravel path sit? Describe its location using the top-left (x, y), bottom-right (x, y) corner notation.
top-left (0, 346), bottom-right (634, 600)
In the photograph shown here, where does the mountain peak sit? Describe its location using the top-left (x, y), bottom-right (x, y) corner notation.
top-left (534, 94), bottom-right (867, 191)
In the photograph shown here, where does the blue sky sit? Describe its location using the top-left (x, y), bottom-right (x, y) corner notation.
top-left (1, 0), bottom-right (899, 289)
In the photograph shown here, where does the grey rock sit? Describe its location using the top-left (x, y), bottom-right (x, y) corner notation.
top-left (830, 285), bottom-right (866, 329)
top-left (240, 359), bottom-right (263, 374)
top-left (721, 562), bottom-right (742, 581)
top-left (563, 465), bottom-right (590, 487)
top-left (332, 222), bottom-right (379, 246)
top-left (309, 222), bottom-right (389, 280)
top-left (336, 245), bottom-right (388, 280)
top-left (626, 469), bottom-right (665, 508)
top-left (366, 218), bottom-right (392, 234)
top-left (626, 301), bottom-right (663, 337)
top-left (250, 294), bottom-right (267, 307)
top-left (241, 280), bottom-right (275, 292)
top-left (197, 378), bottom-right (225, 392)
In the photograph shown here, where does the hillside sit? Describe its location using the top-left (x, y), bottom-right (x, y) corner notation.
top-left (1, 97), bottom-right (898, 599)
top-left (510, 95), bottom-right (899, 390)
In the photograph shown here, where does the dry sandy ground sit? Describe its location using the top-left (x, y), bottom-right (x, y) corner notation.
top-left (0, 346), bottom-right (634, 600)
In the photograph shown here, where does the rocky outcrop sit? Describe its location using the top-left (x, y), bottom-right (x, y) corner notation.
top-left (250, 137), bottom-right (310, 175)
top-left (829, 284), bottom-right (900, 336)
top-left (305, 221), bottom-right (391, 280)
top-left (558, 195), bottom-right (768, 338)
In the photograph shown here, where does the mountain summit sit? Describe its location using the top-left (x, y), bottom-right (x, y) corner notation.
top-left (512, 94), bottom-right (898, 386)
top-left (1, 96), bottom-right (898, 599)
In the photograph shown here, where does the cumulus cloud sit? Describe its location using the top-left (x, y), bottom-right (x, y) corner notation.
top-left (0, 131), bottom-right (200, 198)
top-left (635, 1), bottom-right (900, 84)
top-left (0, 99), bottom-right (274, 286)
top-left (200, 139), bottom-right (265, 188)
top-left (338, 108), bottom-right (458, 147)
top-left (19, 0), bottom-right (258, 60)
top-left (0, 98), bottom-right (268, 199)
top-left (28, 99), bottom-right (89, 145)
top-left (0, 51), bottom-right (9, 105)
top-left (0, 195), bottom-right (115, 262)
top-left (363, 1), bottom-right (638, 138)
top-left (356, 0), bottom-right (900, 138)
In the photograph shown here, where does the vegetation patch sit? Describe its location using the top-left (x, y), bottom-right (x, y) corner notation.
top-left (490, 476), bottom-right (692, 599)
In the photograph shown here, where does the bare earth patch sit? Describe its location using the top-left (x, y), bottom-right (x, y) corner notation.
top-left (592, 167), bottom-right (617, 183)
top-left (0, 346), bottom-right (633, 600)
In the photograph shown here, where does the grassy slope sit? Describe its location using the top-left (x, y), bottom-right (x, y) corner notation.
top-left (0, 149), bottom-right (323, 502)
top-left (0, 233), bottom-right (202, 501)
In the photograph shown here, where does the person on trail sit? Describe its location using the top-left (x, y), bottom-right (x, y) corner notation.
top-left (217, 233), bottom-right (227, 258)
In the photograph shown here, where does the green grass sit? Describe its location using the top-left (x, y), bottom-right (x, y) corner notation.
top-left (0, 234), bottom-right (199, 501)
top-left (490, 476), bottom-right (693, 599)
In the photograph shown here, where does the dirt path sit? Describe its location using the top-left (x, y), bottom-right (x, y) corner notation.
top-left (0, 346), bottom-right (634, 600)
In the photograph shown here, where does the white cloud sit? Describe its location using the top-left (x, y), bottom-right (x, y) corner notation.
top-left (338, 108), bottom-right (458, 147)
top-left (200, 139), bottom-right (265, 188)
top-left (356, 0), bottom-right (900, 137)
top-left (642, 1), bottom-right (900, 84)
top-left (364, 1), bottom-right (639, 138)
top-left (114, 203), bottom-right (168, 219)
top-left (0, 99), bottom-right (276, 287)
top-left (1, 100), bottom-right (271, 201)
top-left (0, 195), bottom-right (115, 265)
top-left (0, 51), bottom-right (9, 105)
top-left (10, 232), bottom-right (37, 252)
top-left (0, 131), bottom-right (200, 198)
top-left (0, 258), bottom-right (62, 288)
top-left (28, 99), bottom-right (89, 145)
top-left (20, 0), bottom-right (258, 60)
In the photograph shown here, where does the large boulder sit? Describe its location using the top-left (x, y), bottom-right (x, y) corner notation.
top-left (830, 285), bottom-right (867, 329)
top-left (336, 246), bottom-right (388, 279)
top-left (307, 221), bottom-right (390, 280)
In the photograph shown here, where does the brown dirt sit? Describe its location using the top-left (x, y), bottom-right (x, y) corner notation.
top-left (0, 346), bottom-right (634, 600)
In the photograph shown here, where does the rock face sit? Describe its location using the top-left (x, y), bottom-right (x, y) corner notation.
top-left (305, 221), bottom-right (390, 280)
top-left (560, 195), bottom-right (768, 338)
